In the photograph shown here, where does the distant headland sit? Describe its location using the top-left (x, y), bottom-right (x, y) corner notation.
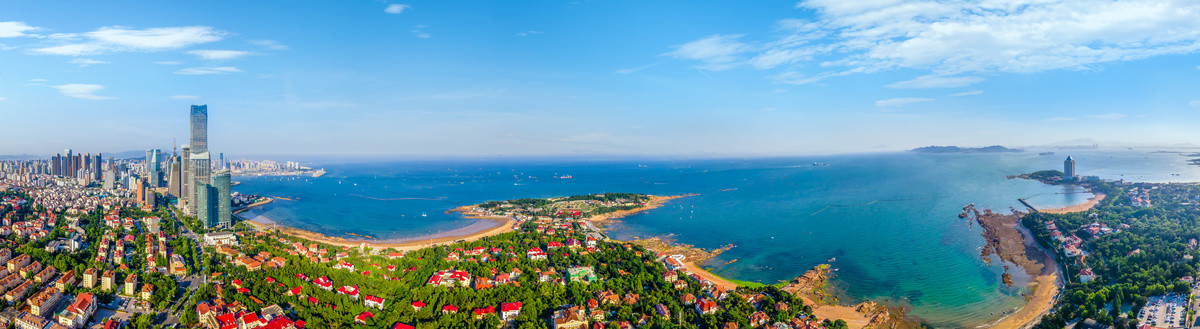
top-left (910, 145), bottom-right (1024, 153)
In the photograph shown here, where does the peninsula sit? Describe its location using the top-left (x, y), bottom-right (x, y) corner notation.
top-left (233, 192), bottom-right (864, 327)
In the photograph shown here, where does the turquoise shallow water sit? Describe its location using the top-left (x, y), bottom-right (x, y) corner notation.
top-left (232, 150), bottom-right (1198, 327)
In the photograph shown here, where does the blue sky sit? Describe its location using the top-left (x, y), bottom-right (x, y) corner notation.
top-left (1, 0), bottom-right (1199, 156)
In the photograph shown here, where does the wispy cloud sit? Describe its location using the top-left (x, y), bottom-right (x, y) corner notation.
top-left (1087, 112), bottom-right (1129, 120)
top-left (68, 58), bottom-right (106, 67)
top-left (250, 39), bottom-right (288, 50)
top-left (516, 31), bottom-right (542, 37)
top-left (32, 26), bottom-right (223, 56)
top-left (171, 95), bottom-right (200, 100)
top-left (887, 75), bottom-right (984, 89)
top-left (663, 34), bottom-right (750, 71)
top-left (53, 84), bottom-right (115, 100)
top-left (187, 49), bottom-right (252, 60)
top-left (1043, 117), bottom-right (1076, 122)
top-left (1190, 100), bottom-right (1200, 108)
top-left (154, 61), bottom-right (183, 65)
top-left (0, 21), bottom-right (39, 38)
top-left (412, 25), bottom-right (431, 39)
top-left (668, 1), bottom-right (1200, 84)
top-left (614, 63), bottom-right (658, 75)
top-left (875, 97), bottom-right (934, 107)
top-left (385, 4), bottom-right (411, 14)
top-left (0, 97), bottom-right (5, 101)
top-left (949, 90), bottom-right (984, 97)
top-left (174, 66), bottom-right (242, 75)
top-left (26, 78), bottom-right (47, 86)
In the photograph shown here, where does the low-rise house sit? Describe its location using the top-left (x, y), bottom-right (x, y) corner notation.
top-left (54, 270), bottom-right (75, 290)
top-left (501, 302), bottom-right (522, 321)
top-left (27, 287), bottom-right (61, 317)
top-left (56, 292), bottom-right (96, 329)
top-left (364, 295), bottom-right (385, 309)
top-left (552, 306), bottom-right (587, 329)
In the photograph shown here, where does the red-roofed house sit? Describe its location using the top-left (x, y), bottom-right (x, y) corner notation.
top-left (364, 295), bottom-right (385, 309)
top-left (473, 307), bottom-right (496, 320)
top-left (355, 311), bottom-right (373, 325)
top-left (501, 302), bottom-right (523, 321)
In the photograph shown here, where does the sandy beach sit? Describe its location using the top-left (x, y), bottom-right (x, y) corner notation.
top-left (1039, 193), bottom-right (1106, 214)
top-left (242, 214), bottom-right (518, 252)
top-left (989, 190), bottom-right (1104, 329)
top-left (589, 194), bottom-right (697, 226)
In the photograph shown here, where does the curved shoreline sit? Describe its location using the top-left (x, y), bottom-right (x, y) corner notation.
top-left (988, 187), bottom-right (1103, 329)
top-left (239, 194), bottom-right (695, 254)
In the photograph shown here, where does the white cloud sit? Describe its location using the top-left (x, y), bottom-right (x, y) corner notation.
top-left (664, 34), bottom-right (751, 71)
top-left (516, 31), bottom-right (542, 37)
top-left (171, 95), bottom-right (200, 100)
top-left (155, 61), bottom-right (183, 65)
top-left (250, 39), bottom-right (288, 50)
top-left (174, 66), bottom-right (242, 75)
top-left (614, 63), bottom-right (657, 74)
top-left (1189, 100), bottom-right (1200, 107)
top-left (53, 84), bottom-right (115, 100)
top-left (1043, 117), bottom-right (1076, 122)
top-left (68, 58), bottom-right (106, 67)
top-left (949, 90), bottom-right (984, 97)
top-left (875, 97), bottom-right (934, 107)
top-left (187, 50), bottom-right (252, 60)
top-left (385, 4), bottom-right (411, 14)
top-left (671, 1), bottom-right (1200, 83)
top-left (887, 75), bottom-right (984, 89)
top-left (33, 26), bottom-right (223, 56)
top-left (1087, 112), bottom-right (1129, 120)
top-left (412, 25), bottom-right (431, 39)
top-left (0, 97), bottom-right (5, 101)
top-left (0, 22), bottom-right (39, 38)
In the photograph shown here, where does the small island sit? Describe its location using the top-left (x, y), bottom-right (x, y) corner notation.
top-left (910, 145), bottom-right (1024, 153)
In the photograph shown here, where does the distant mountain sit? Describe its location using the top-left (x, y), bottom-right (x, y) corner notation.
top-left (910, 145), bottom-right (1024, 153)
top-left (0, 154), bottom-right (43, 161)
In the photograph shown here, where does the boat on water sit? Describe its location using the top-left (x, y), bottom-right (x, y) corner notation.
top-left (559, 175), bottom-right (573, 179)
top-left (811, 163), bottom-right (829, 166)
top-left (421, 212), bottom-right (427, 217)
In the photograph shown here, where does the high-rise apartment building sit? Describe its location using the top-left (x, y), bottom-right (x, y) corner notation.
top-left (167, 156), bottom-right (181, 198)
top-left (191, 152), bottom-right (212, 220)
top-left (1064, 156), bottom-right (1076, 180)
top-left (181, 145), bottom-right (191, 214)
top-left (210, 171), bottom-right (232, 228)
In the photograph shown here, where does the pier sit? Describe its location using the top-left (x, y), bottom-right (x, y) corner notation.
top-left (1018, 198), bottom-right (1039, 212)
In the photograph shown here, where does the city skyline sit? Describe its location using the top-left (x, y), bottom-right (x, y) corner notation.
top-left (1, 1), bottom-right (1199, 156)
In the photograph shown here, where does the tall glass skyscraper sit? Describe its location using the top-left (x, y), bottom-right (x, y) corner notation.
top-left (146, 149), bottom-right (161, 187)
top-left (212, 170), bottom-right (232, 228)
top-left (181, 145), bottom-right (191, 214)
top-left (189, 105), bottom-right (212, 218)
top-left (190, 105), bottom-right (208, 153)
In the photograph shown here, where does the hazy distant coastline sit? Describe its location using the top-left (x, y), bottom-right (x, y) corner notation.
top-left (910, 145), bottom-right (1023, 153)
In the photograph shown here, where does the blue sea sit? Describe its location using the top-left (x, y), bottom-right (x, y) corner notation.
top-left (232, 150), bottom-right (1200, 327)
